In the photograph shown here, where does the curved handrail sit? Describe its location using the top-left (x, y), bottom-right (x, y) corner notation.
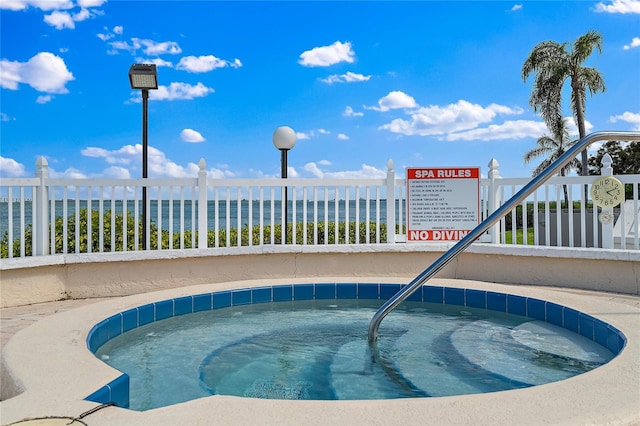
top-left (368, 130), bottom-right (640, 344)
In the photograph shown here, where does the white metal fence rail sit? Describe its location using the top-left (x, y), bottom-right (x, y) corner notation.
top-left (1, 155), bottom-right (639, 258)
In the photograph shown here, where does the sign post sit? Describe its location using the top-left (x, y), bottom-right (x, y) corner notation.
top-left (406, 167), bottom-right (480, 242)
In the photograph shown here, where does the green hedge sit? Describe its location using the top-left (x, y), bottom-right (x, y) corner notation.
top-left (1, 209), bottom-right (389, 258)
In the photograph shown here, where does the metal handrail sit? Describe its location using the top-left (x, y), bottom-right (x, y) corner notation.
top-left (368, 130), bottom-right (640, 343)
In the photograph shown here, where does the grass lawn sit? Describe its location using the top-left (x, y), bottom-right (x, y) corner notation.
top-left (504, 228), bottom-right (535, 245)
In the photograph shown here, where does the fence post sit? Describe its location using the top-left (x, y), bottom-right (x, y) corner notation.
top-left (197, 158), bottom-right (208, 249)
top-left (34, 156), bottom-right (49, 256)
top-left (600, 153), bottom-right (614, 249)
top-left (487, 158), bottom-right (501, 244)
top-left (386, 159), bottom-right (396, 243)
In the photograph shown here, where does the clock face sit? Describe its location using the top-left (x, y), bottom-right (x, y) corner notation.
top-left (590, 176), bottom-right (624, 208)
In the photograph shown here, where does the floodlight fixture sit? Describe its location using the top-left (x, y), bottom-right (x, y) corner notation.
top-left (129, 63), bottom-right (159, 250)
top-left (128, 64), bottom-right (158, 90)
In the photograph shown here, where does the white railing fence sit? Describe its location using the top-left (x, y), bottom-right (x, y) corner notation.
top-left (1, 155), bottom-right (639, 259)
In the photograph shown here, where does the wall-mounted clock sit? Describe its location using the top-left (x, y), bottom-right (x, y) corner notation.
top-left (590, 176), bottom-right (624, 208)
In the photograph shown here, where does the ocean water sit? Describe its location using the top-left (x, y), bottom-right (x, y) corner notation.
top-left (0, 200), bottom-right (402, 238)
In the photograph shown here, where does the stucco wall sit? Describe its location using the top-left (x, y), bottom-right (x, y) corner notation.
top-left (1, 244), bottom-right (639, 308)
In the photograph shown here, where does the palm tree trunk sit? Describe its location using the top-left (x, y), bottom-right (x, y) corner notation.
top-left (572, 83), bottom-right (590, 204)
top-left (572, 83), bottom-right (589, 176)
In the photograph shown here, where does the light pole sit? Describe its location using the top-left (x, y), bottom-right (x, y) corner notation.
top-left (272, 126), bottom-right (296, 244)
top-left (129, 64), bottom-right (158, 250)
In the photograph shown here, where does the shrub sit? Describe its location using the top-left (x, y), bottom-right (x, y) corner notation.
top-left (1, 209), bottom-right (389, 258)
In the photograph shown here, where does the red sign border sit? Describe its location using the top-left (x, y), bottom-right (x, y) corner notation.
top-left (406, 166), bottom-right (480, 242)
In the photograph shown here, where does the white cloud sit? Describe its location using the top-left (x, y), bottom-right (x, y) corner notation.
top-left (44, 10), bottom-right (75, 29)
top-left (81, 145), bottom-right (137, 165)
top-left (511, 4), bottom-right (523, 11)
top-left (563, 117), bottom-right (593, 135)
top-left (366, 91), bottom-right (417, 112)
top-left (110, 38), bottom-right (182, 56)
top-left (444, 115), bottom-right (591, 142)
top-left (72, 7), bottom-right (90, 21)
top-left (487, 104), bottom-right (524, 115)
top-left (78, 0), bottom-right (106, 7)
top-left (97, 32), bottom-right (112, 41)
top-left (446, 120), bottom-right (549, 141)
top-left (0, 0), bottom-right (27, 10)
top-left (302, 163), bottom-right (386, 179)
top-left (5, 0), bottom-right (105, 10)
top-left (379, 99), bottom-right (522, 136)
top-left (0, 0), bottom-right (74, 11)
top-left (292, 129), bottom-right (332, 140)
top-left (153, 82), bottom-right (214, 100)
top-left (0, 52), bottom-right (74, 94)
top-left (0, 157), bottom-right (27, 177)
top-left (128, 82), bottom-right (214, 102)
top-left (142, 57), bottom-right (173, 68)
top-left (337, 133), bottom-right (349, 140)
top-left (97, 25), bottom-right (121, 41)
top-left (39, 3), bottom-right (101, 29)
top-left (36, 95), bottom-right (53, 104)
top-left (623, 37), bottom-right (640, 49)
top-left (286, 166), bottom-right (299, 178)
top-left (176, 55), bottom-right (242, 73)
top-left (108, 40), bottom-right (134, 53)
top-left (49, 166), bottom-right (87, 179)
top-left (180, 128), bottom-right (206, 143)
top-left (610, 111), bottom-right (640, 130)
top-left (102, 166), bottom-right (131, 179)
top-left (320, 72), bottom-right (370, 84)
top-left (303, 162), bottom-right (324, 178)
top-left (136, 38), bottom-right (182, 55)
top-left (594, 0), bottom-right (640, 13)
top-left (342, 106), bottom-right (363, 117)
top-left (299, 41), bottom-right (355, 67)
top-left (296, 132), bottom-right (311, 140)
top-left (81, 143), bottom-right (233, 178)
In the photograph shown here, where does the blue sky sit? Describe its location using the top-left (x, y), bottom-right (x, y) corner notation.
top-left (1, 0), bottom-right (639, 181)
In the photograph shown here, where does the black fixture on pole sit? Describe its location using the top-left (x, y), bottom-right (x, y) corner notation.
top-left (272, 126), bottom-right (297, 244)
top-left (129, 64), bottom-right (158, 250)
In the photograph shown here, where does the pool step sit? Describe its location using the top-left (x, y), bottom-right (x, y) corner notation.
top-left (450, 320), bottom-right (614, 387)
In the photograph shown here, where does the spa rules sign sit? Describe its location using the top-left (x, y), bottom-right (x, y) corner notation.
top-left (406, 167), bottom-right (480, 242)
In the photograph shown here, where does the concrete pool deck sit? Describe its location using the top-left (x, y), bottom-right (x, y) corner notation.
top-left (1, 277), bottom-right (639, 426)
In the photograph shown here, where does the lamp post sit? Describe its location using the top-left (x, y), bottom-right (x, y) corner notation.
top-left (272, 126), bottom-right (296, 244)
top-left (129, 64), bottom-right (158, 250)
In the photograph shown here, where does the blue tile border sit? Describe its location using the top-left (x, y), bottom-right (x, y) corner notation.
top-left (193, 293), bottom-right (212, 312)
top-left (337, 283), bottom-right (357, 299)
top-left (315, 283), bottom-right (336, 299)
top-left (252, 287), bottom-right (272, 304)
top-left (86, 282), bottom-right (628, 408)
top-left (487, 291), bottom-right (506, 312)
top-left (357, 283), bottom-right (378, 300)
top-left (507, 294), bottom-right (527, 316)
top-left (424, 286), bottom-right (444, 304)
top-left (444, 287), bottom-right (464, 306)
top-left (465, 289), bottom-right (486, 309)
top-left (380, 283), bottom-right (401, 299)
top-left (294, 284), bottom-right (314, 300)
top-left (273, 285), bottom-right (293, 302)
top-left (174, 296), bottom-right (193, 316)
top-left (86, 373), bottom-right (130, 409)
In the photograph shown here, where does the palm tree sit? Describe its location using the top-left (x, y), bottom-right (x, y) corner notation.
top-left (522, 30), bottom-right (606, 176)
top-left (524, 118), bottom-right (580, 206)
